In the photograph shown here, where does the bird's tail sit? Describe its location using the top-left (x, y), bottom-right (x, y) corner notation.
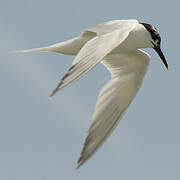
top-left (13, 36), bottom-right (89, 55)
top-left (13, 46), bottom-right (54, 53)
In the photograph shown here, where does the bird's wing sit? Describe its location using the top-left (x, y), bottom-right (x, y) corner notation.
top-left (77, 50), bottom-right (150, 168)
top-left (82, 19), bottom-right (138, 36)
top-left (50, 20), bottom-right (138, 96)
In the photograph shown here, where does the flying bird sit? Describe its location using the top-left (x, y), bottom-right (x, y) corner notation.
top-left (17, 19), bottom-right (168, 168)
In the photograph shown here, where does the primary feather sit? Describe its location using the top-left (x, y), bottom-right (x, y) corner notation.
top-left (77, 50), bottom-right (149, 168)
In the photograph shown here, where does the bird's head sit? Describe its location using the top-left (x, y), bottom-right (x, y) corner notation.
top-left (140, 22), bottom-right (169, 71)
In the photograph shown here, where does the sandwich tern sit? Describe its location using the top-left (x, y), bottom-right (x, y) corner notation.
top-left (17, 19), bottom-right (168, 168)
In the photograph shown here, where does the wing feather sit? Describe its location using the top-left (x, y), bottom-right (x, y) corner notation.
top-left (77, 50), bottom-right (150, 168)
top-left (83, 19), bottom-right (138, 36)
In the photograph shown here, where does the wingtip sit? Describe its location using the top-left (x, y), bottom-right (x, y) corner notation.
top-left (76, 164), bottom-right (81, 170)
top-left (76, 158), bottom-right (83, 169)
top-left (49, 81), bottom-right (65, 97)
top-left (49, 89), bottom-right (57, 97)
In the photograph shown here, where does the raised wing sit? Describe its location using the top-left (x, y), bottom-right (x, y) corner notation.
top-left (77, 50), bottom-right (150, 168)
top-left (82, 19), bottom-right (138, 36)
top-left (50, 20), bottom-right (138, 96)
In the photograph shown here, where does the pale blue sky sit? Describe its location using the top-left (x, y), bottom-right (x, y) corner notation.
top-left (0, 0), bottom-right (179, 179)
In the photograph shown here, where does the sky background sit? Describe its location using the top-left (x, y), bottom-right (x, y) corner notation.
top-left (1, 0), bottom-right (180, 179)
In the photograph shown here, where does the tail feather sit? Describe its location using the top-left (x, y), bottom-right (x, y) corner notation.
top-left (13, 35), bottom-right (93, 55)
top-left (13, 46), bottom-right (56, 53)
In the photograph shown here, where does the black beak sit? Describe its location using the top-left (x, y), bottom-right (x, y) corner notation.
top-left (154, 45), bottom-right (169, 71)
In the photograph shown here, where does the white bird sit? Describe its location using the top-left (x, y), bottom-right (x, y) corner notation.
top-left (17, 19), bottom-right (168, 168)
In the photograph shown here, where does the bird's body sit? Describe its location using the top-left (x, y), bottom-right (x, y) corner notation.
top-left (17, 19), bottom-right (168, 168)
